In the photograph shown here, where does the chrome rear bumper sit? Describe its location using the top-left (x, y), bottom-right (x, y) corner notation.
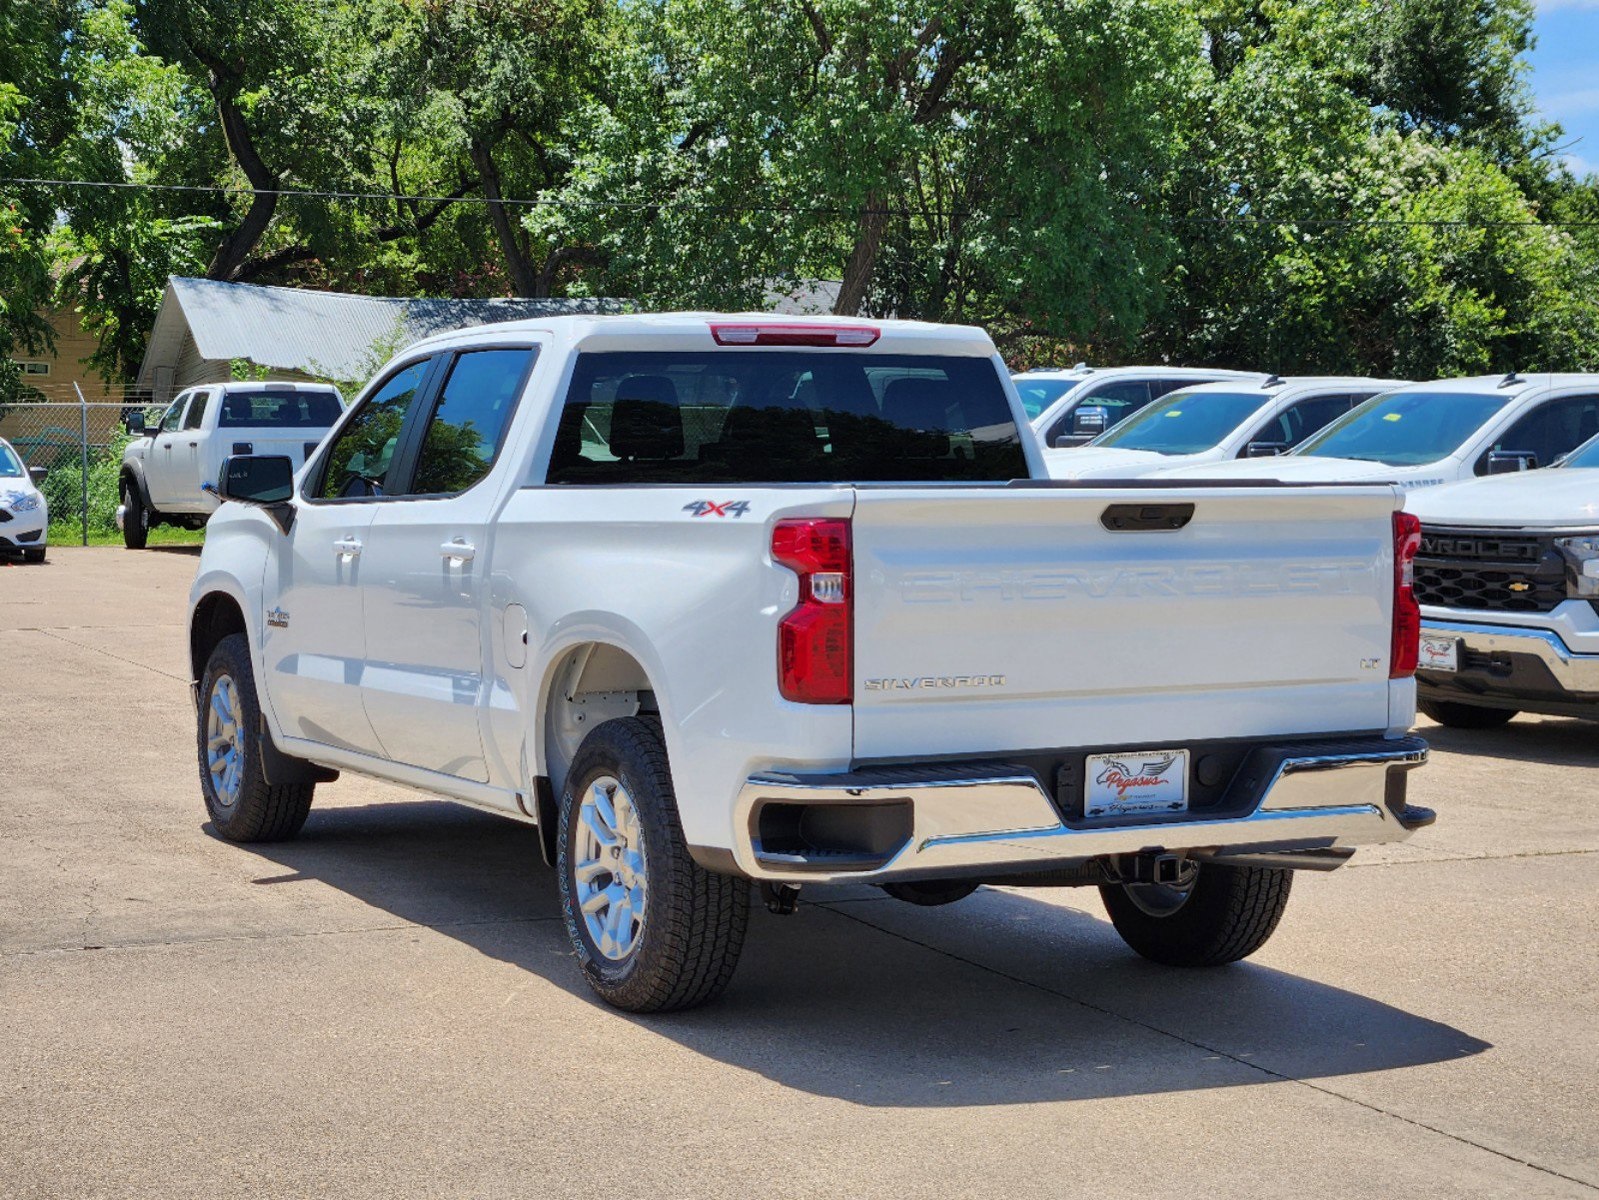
top-left (729, 737), bottom-right (1428, 884)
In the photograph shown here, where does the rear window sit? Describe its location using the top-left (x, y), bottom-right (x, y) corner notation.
top-left (546, 351), bottom-right (1029, 484)
top-left (218, 389), bottom-right (343, 428)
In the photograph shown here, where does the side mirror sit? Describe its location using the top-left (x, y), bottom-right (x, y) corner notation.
top-left (1244, 441), bottom-right (1289, 458)
top-left (27, 465), bottom-right (47, 485)
top-left (217, 455), bottom-right (296, 533)
top-left (1071, 405), bottom-right (1109, 437)
top-left (123, 410), bottom-right (147, 435)
top-left (1486, 449), bottom-right (1538, 475)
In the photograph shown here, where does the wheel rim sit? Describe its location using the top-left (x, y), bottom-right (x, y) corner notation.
top-left (206, 673), bottom-right (244, 808)
top-left (1121, 862), bottom-right (1199, 918)
top-left (574, 774), bottom-right (648, 961)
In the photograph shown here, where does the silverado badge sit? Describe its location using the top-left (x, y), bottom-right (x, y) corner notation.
top-left (266, 607), bottom-right (290, 629)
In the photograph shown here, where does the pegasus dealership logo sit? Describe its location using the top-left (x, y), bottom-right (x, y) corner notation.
top-left (1095, 754), bottom-right (1179, 799)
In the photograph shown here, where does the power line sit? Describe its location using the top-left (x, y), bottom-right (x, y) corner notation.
top-left (5, 175), bottom-right (1599, 228)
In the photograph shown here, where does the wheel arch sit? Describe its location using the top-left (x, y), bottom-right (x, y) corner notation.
top-left (190, 589), bottom-right (248, 685)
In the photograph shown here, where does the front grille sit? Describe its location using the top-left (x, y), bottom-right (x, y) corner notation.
top-left (1414, 526), bottom-right (1567, 613)
top-left (0, 509), bottom-right (11, 523)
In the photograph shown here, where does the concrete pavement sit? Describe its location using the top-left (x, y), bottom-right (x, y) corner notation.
top-left (2, 548), bottom-right (1596, 1198)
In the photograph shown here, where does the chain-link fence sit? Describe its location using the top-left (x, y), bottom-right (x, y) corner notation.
top-left (0, 391), bottom-right (159, 544)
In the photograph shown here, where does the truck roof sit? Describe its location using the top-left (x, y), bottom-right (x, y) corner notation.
top-left (209, 380), bottom-right (341, 394)
top-left (1387, 373), bottom-right (1599, 396)
top-left (401, 311), bottom-right (998, 358)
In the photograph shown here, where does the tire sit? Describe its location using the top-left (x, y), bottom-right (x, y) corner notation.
top-left (881, 880), bottom-right (980, 907)
top-left (1099, 862), bottom-right (1291, 967)
top-left (557, 717), bottom-right (750, 1012)
top-left (197, 632), bottom-right (315, 842)
top-left (22, 547), bottom-right (45, 564)
top-left (121, 479), bottom-right (149, 549)
top-left (1419, 699), bottom-right (1518, 729)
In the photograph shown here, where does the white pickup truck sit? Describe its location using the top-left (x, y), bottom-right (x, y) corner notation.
top-left (1151, 373), bottom-right (1599, 489)
top-left (118, 381), bottom-right (344, 548)
top-left (1405, 435), bottom-right (1599, 727)
top-left (186, 313), bottom-right (1432, 1012)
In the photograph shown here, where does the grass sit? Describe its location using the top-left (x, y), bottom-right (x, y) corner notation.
top-left (47, 524), bottom-right (205, 548)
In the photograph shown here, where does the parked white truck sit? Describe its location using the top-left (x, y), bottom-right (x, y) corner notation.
top-left (1150, 373), bottom-right (1599, 489)
top-left (119, 381), bottom-right (343, 548)
top-left (1405, 434), bottom-right (1599, 727)
top-left (186, 313), bottom-right (1432, 1012)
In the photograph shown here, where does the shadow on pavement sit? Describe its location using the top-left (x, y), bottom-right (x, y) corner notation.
top-left (148, 544), bottom-right (203, 556)
top-left (233, 798), bottom-right (1491, 1108)
top-left (1422, 717), bottom-right (1599, 766)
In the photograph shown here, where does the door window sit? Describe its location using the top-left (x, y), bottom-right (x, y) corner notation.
top-left (157, 396), bottom-right (188, 434)
top-left (314, 361), bottom-right (431, 499)
top-left (182, 392), bottom-right (209, 431)
top-left (405, 348), bottom-right (535, 496)
top-left (1477, 394), bottom-right (1599, 474)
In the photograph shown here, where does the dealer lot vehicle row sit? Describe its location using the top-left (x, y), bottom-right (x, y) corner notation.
top-left (188, 312), bottom-right (1432, 1012)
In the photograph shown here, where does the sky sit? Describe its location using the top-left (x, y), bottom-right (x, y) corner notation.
top-left (1529, 0), bottom-right (1599, 178)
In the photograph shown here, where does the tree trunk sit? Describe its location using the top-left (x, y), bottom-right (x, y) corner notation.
top-left (470, 138), bottom-right (539, 297)
top-left (833, 191), bottom-right (887, 316)
top-left (201, 62), bottom-right (280, 282)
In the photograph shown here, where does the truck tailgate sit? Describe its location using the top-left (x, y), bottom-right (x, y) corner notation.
top-left (224, 429), bottom-right (329, 470)
top-left (850, 485), bottom-right (1399, 758)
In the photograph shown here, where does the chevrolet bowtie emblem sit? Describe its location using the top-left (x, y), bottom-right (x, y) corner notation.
top-left (1507, 581), bottom-right (1531, 593)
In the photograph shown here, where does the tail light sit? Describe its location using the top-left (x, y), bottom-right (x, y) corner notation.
top-left (771, 518), bottom-right (852, 704)
top-left (1391, 511), bottom-right (1422, 678)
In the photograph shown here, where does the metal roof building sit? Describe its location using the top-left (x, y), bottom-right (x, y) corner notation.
top-left (134, 277), bottom-right (624, 402)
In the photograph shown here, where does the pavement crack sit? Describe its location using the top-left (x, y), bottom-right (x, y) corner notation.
top-left (28, 628), bottom-right (190, 682)
top-left (1346, 847), bottom-right (1599, 868)
top-left (2, 912), bottom-right (565, 959)
top-left (814, 902), bottom-right (1599, 1193)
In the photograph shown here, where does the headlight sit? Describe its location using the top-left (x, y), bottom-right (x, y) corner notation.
top-left (1555, 535), bottom-right (1599, 598)
top-left (2, 491), bottom-right (39, 513)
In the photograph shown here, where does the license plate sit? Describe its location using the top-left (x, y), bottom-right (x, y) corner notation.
top-left (1085, 749), bottom-right (1189, 818)
top-left (1419, 634), bottom-right (1459, 673)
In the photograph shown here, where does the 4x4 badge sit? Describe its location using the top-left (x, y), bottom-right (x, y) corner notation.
top-left (266, 606), bottom-right (290, 628)
top-left (683, 500), bottom-right (751, 518)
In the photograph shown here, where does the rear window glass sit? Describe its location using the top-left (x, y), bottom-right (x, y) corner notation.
top-left (546, 352), bottom-right (1029, 484)
top-left (218, 389), bottom-right (343, 428)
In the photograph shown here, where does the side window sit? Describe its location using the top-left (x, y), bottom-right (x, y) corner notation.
top-left (182, 391), bottom-right (209, 431)
top-left (157, 395), bottom-right (189, 434)
top-left (1477, 394), bottom-right (1599, 475)
top-left (405, 348), bottom-right (535, 496)
top-left (1247, 393), bottom-right (1352, 454)
top-left (315, 360), bottom-right (431, 500)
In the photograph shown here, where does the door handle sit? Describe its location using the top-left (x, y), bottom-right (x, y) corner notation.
top-left (333, 537), bottom-right (362, 559)
top-left (440, 538), bottom-right (476, 563)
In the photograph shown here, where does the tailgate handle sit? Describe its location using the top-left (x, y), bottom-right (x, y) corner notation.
top-left (1100, 503), bottom-right (1194, 532)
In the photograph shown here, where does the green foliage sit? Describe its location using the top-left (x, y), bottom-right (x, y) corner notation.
top-left (1, 0), bottom-right (1596, 384)
top-left (40, 428), bottom-right (134, 535)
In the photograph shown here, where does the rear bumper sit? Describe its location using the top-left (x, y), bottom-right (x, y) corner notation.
top-left (1419, 619), bottom-right (1599, 712)
top-left (725, 736), bottom-right (1429, 884)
